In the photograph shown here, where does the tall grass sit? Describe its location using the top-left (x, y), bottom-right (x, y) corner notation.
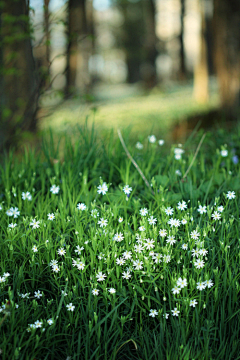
top-left (0, 121), bottom-right (239, 360)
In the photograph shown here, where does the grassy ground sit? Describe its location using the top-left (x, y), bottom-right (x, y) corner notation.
top-left (0, 121), bottom-right (240, 360)
top-left (39, 81), bottom-right (220, 140)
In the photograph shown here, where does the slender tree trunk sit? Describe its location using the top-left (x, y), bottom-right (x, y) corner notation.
top-left (44, 0), bottom-right (51, 70)
top-left (213, 0), bottom-right (240, 112)
top-left (179, 0), bottom-right (186, 80)
top-left (120, 0), bottom-right (144, 84)
top-left (0, 0), bottom-right (39, 150)
top-left (65, 0), bottom-right (89, 97)
top-left (193, 0), bottom-right (209, 103)
top-left (142, 0), bottom-right (158, 88)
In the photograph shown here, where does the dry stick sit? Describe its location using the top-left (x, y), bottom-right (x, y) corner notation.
top-left (117, 129), bottom-right (155, 195)
top-left (182, 132), bottom-right (206, 180)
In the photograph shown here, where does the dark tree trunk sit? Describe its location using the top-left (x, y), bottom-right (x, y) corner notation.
top-left (0, 0), bottom-right (39, 150)
top-left (179, 0), bottom-right (186, 80)
top-left (142, 0), bottom-right (158, 88)
top-left (65, 0), bottom-right (89, 97)
top-left (213, 0), bottom-right (240, 112)
top-left (44, 0), bottom-right (51, 69)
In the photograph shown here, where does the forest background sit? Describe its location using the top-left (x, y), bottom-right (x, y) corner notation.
top-left (0, 0), bottom-right (240, 150)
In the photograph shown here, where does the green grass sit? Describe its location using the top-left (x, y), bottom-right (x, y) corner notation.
top-left (0, 121), bottom-right (240, 360)
top-left (39, 82), bottom-right (220, 139)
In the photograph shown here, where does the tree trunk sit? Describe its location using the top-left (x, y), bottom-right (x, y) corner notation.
top-left (65, 0), bottom-right (90, 97)
top-left (120, 0), bottom-right (144, 84)
top-left (193, 0), bottom-right (209, 104)
top-left (0, 0), bottom-right (39, 150)
top-left (142, 0), bottom-right (158, 88)
top-left (43, 0), bottom-right (51, 83)
top-left (179, 0), bottom-right (186, 80)
top-left (213, 0), bottom-right (240, 112)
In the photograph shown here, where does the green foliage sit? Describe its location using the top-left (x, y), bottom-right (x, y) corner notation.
top-left (0, 123), bottom-right (240, 359)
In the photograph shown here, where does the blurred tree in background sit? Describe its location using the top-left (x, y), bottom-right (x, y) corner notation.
top-left (0, 0), bottom-right (40, 151)
top-left (213, 0), bottom-right (240, 114)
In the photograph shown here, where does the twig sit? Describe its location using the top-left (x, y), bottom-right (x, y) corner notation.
top-left (182, 133), bottom-right (206, 180)
top-left (117, 129), bottom-right (155, 195)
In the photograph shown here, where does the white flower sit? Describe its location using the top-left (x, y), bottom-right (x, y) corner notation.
top-left (122, 271), bottom-right (131, 279)
top-left (97, 182), bottom-right (108, 195)
top-left (175, 170), bottom-right (182, 176)
top-left (171, 307), bottom-right (180, 316)
top-left (204, 279), bottom-right (214, 288)
top-left (97, 218), bottom-right (108, 227)
top-left (6, 209), bottom-right (13, 216)
top-left (177, 201), bottom-right (187, 211)
top-left (96, 272), bottom-right (107, 282)
top-left (220, 149), bottom-right (228, 157)
top-left (158, 139), bottom-right (164, 146)
top-left (30, 220), bottom-right (40, 229)
top-left (118, 217), bottom-right (123, 223)
top-left (198, 205), bottom-right (207, 214)
top-left (190, 230), bottom-right (200, 240)
top-left (52, 265), bottom-right (60, 273)
top-left (47, 213), bottom-right (55, 220)
top-left (123, 251), bottom-right (132, 260)
top-left (75, 245), bottom-right (84, 255)
top-left (163, 313), bottom-right (169, 319)
top-left (144, 238), bottom-right (155, 250)
top-left (76, 262), bottom-right (85, 270)
top-left (123, 185), bottom-right (132, 195)
top-left (0, 204), bottom-right (2, 210)
top-left (168, 218), bottom-right (180, 227)
top-left (172, 286), bottom-right (181, 295)
top-left (108, 288), bottom-right (116, 294)
top-left (211, 211), bottom-right (221, 220)
top-left (148, 216), bottom-right (157, 225)
top-left (34, 320), bottom-right (42, 328)
top-left (66, 303), bottom-right (75, 311)
top-left (116, 257), bottom-right (125, 265)
top-left (133, 259), bottom-right (143, 270)
top-left (181, 243), bottom-right (188, 250)
top-left (189, 299), bottom-right (198, 307)
top-left (196, 281), bottom-right (206, 290)
top-left (181, 219), bottom-right (187, 225)
top-left (136, 142), bottom-right (143, 149)
top-left (194, 259), bottom-right (205, 269)
top-left (91, 209), bottom-right (99, 218)
top-left (57, 248), bottom-right (66, 256)
top-left (226, 191), bottom-right (235, 200)
top-left (177, 277), bottom-right (187, 288)
top-left (175, 154), bottom-right (182, 160)
top-left (148, 135), bottom-right (156, 143)
top-left (22, 191), bottom-right (32, 201)
top-left (165, 207), bottom-right (174, 216)
top-left (153, 253), bottom-right (162, 264)
top-left (149, 309), bottom-right (158, 317)
top-left (32, 245), bottom-right (38, 253)
top-left (174, 148), bottom-right (185, 155)
top-left (138, 226), bottom-right (145, 232)
top-left (3, 272), bottom-right (10, 278)
top-left (159, 229), bottom-right (167, 237)
top-left (217, 206), bottom-right (224, 212)
top-left (114, 232), bottom-right (124, 242)
top-left (92, 289), bottom-right (99, 296)
top-left (0, 277), bottom-right (6, 283)
top-left (166, 235), bottom-right (176, 245)
top-left (50, 185), bottom-right (60, 194)
top-left (47, 319), bottom-right (54, 325)
top-left (77, 203), bottom-right (86, 211)
top-left (34, 290), bottom-right (42, 299)
top-left (8, 223), bottom-right (17, 229)
top-left (10, 207), bottom-right (20, 218)
top-left (140, 208), bottom-right (148, 216)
